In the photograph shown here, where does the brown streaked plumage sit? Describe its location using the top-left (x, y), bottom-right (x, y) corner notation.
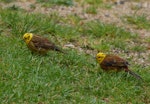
top-left (23, 33), bottom-right (64, 54)
top-left (96, 52), bottom-right (142, 80)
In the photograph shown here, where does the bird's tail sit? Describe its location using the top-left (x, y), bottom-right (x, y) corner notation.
top-left (54, 46), bottom-right (66, 54)
top-left (126, 69), bottom-right (142, 80)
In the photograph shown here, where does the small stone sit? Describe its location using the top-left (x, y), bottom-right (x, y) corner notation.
top-left (64, 44), bottom-right (75, 48)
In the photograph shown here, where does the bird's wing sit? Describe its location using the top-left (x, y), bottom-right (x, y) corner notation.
top-left (103, 55), bottom-right (128, 67)
top-left (31, 35), bottom-right (55, 49)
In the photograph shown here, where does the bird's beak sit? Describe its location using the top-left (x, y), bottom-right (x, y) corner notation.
top-left (93, 56), bottom-right (96, 60)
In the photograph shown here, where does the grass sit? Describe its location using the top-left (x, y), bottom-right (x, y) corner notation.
top-left (0, 0), bottom-right (16, 3)
top-left (82, 0), bottom-right (103, 5)
top-left (76, 0), bottom-right (104, 14)
top-left (81, 21), bottom-right (138, 51)
top-left (85, 6), bottom-right (97, 14)
top-left (124, 14), bottom-right (150, 30)
top-left (36, 0), bottom-right (74, 7)
top-left (0, 2), bottom-right (150, 104)
top-left (6, 4), bottom-right (25, 11)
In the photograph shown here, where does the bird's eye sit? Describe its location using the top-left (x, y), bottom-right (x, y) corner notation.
top-left (98, 56), bottom-right (101, 58)
top-left (27, 36), bottom-right (30, 39)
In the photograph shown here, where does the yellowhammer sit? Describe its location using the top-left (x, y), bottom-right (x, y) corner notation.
top-left (96, 52), bottom-right (142, 80)
top-left (23, 33), bottom-right (64, 54)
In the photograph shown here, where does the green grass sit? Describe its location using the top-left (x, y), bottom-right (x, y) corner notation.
top-left (85, 6), bottom-right (97, 14)
top-left (0, 5), bottom-right (150, 104)
top-left (6, 4), bottom-right (25, 11)
top-left (130, 45), bottom-right (146, 52)
top-left (78, 0), bottom-right (104, 14)
top-left (124, 15), bottom-right (150, 30)
top-left (0, 0), bottom-right (16, 3)
top-left (81, 21), bottom-right (138, 51)
top-left (82, 0), bottom-right (103, 5)
top-left (36, 0), bottom-right (74, 7)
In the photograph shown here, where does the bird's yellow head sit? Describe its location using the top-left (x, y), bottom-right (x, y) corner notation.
top-left (23, 33), bottom-right (33, 44)
top-left (96, 52), bottom-right (106, 63)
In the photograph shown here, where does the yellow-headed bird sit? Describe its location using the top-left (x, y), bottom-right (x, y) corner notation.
top-left (23, 33), bottom-right (64, 54)
top-left (96, 52), bottom-right (142, 80)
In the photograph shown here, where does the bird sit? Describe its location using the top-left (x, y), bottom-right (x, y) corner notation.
top-left (96, 52), bottom-right (142, 80)
top-left (23, 33), bottom-right (64, 54)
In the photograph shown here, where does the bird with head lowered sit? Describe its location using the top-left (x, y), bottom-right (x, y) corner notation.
top-left (23, 33), bottom-right (65, 54)
top-left (96, 52), bottom-right (142, 80)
